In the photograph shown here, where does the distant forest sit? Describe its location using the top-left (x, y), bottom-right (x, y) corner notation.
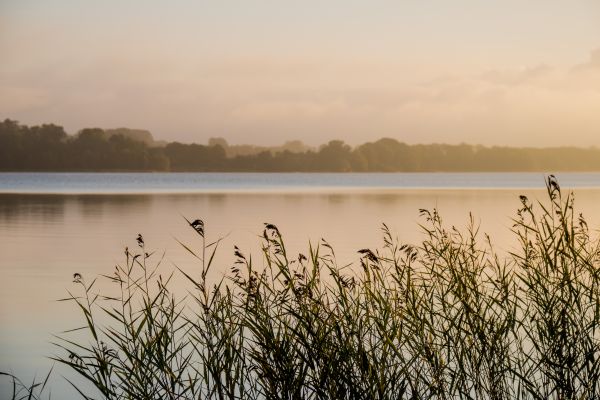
top-left (2, 118), bottom-right (600, 172)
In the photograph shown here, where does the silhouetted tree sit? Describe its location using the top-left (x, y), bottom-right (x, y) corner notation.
top-left (3, 119), bottom-right (600, 172)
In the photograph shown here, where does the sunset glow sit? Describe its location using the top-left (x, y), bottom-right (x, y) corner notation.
top-left (2, 1), bottom-right (600, 146)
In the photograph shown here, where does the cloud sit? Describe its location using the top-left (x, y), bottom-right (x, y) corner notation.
top-left (230, 100), bottom-right (344, 121)
top-left (2, 46), bottom-right (600, 146)
top-left (480, 65), bottom-right (553, 86)
top-left (572, 48), bottom-right (600, 72)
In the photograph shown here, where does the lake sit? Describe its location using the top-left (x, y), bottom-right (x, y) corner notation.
top-left (2, 172), bottom-right (600, 398)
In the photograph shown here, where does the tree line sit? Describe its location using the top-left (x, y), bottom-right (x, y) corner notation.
top-left (1, 118), bottom-right (600, 172)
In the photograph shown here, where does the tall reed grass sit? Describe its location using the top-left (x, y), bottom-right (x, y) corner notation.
top-left (0, 370), bottom-right (53, 400)
top-left (5, 175), bottom-right (600, 399)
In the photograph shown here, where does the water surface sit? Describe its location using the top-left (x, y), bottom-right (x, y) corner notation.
top-left (2, 172), bottom-right (600, 398)
top-left (2, 172), bottom-right (600, 193)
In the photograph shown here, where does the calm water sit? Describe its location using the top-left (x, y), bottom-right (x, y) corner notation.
top-left (3, 172), bottom-right (600, 193)
top-left (2, 172), bottom-right (600, 398)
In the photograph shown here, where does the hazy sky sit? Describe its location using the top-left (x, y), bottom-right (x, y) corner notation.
top-left (2, 1), bottom-right (600, 146)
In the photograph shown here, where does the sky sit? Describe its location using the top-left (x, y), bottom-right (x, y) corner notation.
top-left (1, 0), bottom-right (600, 147)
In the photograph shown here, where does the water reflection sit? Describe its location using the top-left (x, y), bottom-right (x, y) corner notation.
top-left (75, 194), bottom-right (154, 220)
top-left (0, 194), bottom-right (67, 223)
top-left (2, 188), bottom-right (600, 399)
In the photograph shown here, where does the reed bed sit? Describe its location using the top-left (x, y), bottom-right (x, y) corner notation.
top-left (5, 175), bottom-right (600, 399)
